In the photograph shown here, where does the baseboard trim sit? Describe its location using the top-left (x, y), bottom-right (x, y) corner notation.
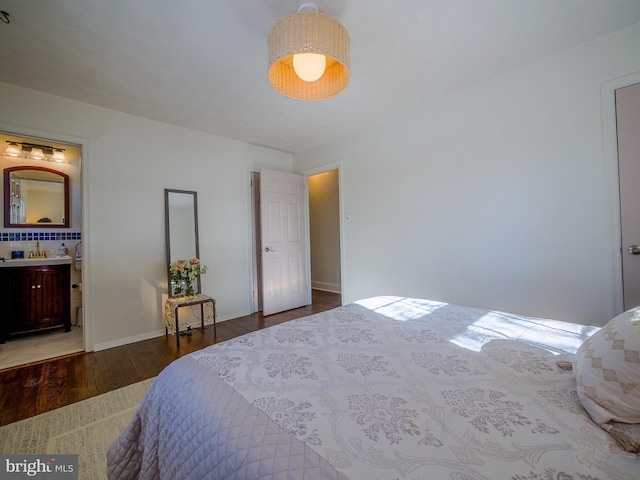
top-left (311, 281), bottom-right (341, 294)
top-left (93, 330), bottom-right (165, 351)
top-left (92, 312), bottom-right (246, 352)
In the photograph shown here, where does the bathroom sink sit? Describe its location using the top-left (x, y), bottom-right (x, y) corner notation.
top-left (0, 256), bottom-right (73, 267)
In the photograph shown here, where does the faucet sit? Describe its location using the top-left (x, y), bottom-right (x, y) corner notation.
top-left (30, 240), bottom-right (46, 258)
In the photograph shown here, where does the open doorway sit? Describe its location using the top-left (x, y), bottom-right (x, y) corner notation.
top-left (307, 169), bottom-right (341, 295)
top-left (0, 132), bottom-right (84, 370)
top-left (250, 164), bottom-right (343, 313)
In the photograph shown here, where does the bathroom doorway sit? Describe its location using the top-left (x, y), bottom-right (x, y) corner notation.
top-left (0, 131), bottom-right (84, 370)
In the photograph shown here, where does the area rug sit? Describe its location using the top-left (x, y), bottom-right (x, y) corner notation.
top-left (0, 377), bottom-right (154, 479)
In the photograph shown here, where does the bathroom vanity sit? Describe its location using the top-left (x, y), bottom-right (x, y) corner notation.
top-left (0, 257), bottom-right (71, 343)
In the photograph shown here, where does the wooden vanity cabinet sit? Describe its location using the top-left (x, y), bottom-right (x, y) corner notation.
top-left (0, 264), bottom-right (71, 343)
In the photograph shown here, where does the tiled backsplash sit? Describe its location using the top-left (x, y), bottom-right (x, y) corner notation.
top-left (1, 231), bottom-right (82, 242)
top-left (0, 230), bottom-right (82, 260)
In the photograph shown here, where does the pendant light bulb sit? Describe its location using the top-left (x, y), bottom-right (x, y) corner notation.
top-left (293, 53), bottom-right (326, 82)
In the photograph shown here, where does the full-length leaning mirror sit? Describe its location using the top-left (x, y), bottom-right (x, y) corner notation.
top-left (165, 189), bottom-right (200, 297)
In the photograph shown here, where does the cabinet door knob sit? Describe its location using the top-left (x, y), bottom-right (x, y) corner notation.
top-left (37, 284), bottom-right (41, 288)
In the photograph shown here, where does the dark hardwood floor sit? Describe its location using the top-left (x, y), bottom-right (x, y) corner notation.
top-left (0, 290), bottom-right (341, 427)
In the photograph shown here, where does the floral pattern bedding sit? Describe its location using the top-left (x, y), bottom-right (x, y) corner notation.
top-left (108, 296), bottom-right (639, 479)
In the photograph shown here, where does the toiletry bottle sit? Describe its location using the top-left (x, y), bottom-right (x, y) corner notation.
top-left (58, 243), bottom-right (67, 257)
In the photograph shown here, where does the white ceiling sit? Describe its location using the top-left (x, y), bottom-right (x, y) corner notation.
top-left (1, 1), bottom-right (638, 154)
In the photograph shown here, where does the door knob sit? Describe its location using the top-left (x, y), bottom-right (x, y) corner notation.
top-left (264, 247), bottom-right (276, 253)
top-left (628, 245), bottom-right (640, 255)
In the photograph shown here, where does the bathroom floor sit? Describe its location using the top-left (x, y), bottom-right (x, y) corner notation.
top-left (0, 326), bottom-right (84, 371)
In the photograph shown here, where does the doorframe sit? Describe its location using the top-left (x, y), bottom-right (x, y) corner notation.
top-left (249, 164), bottom-right (345, 312)
top-left (249, 170), bottom-right (262, 313)
top-left (601, 71), bottom-right (640, 317)
top-left (302, 161), bottom-right (345, 306)
top-left (0, 121), bottom-right (90, 351)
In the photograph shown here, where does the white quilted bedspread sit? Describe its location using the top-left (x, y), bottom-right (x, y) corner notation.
top-left (108, 297), bottom-right (639, 479)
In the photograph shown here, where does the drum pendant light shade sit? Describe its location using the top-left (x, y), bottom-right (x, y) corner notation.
top-left (268, 10), bottom-right (350, 101)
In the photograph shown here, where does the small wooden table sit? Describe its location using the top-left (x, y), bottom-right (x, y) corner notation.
top-left (163, 294), bottom-right (216, 346)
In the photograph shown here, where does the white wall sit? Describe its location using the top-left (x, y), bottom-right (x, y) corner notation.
top-left (0, 83), bottom-right (293, 350)
top-left (294, 24), bottom-right (640, 326)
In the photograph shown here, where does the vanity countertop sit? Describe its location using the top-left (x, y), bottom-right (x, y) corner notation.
top-left (0, 256), bottom-right (73, 267)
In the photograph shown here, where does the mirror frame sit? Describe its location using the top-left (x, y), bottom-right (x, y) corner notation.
top-left (4, 166), bottom-right (70, 228)
top-left (164, 189), bottom-right (200, 297)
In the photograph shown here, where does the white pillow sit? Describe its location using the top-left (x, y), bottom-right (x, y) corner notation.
top-left (574, 307), bottom-right (640, 425)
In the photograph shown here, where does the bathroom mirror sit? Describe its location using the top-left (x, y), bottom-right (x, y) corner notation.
top-left (4, 166), bottom-right (70, 228)
top-left (165, 189), bottom-right (200, 296)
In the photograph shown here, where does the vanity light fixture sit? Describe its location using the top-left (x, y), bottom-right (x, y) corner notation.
top-left (3, 140), bottom-right (67, 162)
top-left (268, 2), bottom-right (350, 101)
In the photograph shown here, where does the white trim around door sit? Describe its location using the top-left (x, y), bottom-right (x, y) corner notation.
top-left (601, 71), bottom-right (640, 317)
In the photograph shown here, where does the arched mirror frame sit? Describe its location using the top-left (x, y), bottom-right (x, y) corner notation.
top-left (164, 189), bottom-right (200, 297)
top-left (4, 166), bottom-right (70, 228)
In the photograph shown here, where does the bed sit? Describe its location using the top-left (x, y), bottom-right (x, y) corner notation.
top-left (107, 296), bottom-right (639, 479)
